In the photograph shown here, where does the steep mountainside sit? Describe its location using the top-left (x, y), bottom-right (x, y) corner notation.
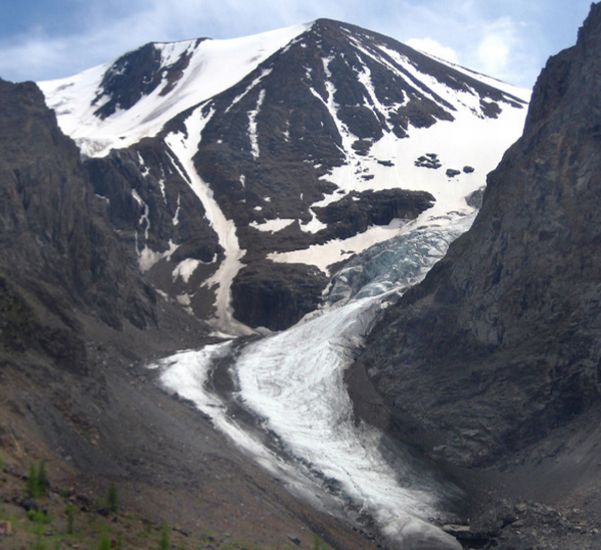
top-left (355, 4), bottom-right (601, 472)
top-left (0, 78), bottom-right (375, 550)
top-left (0, 79), bottom-right (188, 372)
top-left (39, 19), bottom-right (528, 333)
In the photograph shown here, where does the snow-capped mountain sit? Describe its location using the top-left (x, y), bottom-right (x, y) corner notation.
top-left (39, 19), bottom-right (529, 334)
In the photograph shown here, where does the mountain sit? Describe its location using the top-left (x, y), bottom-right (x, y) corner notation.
top-left (351, 4), bottom-right (601, 547)
top-left (0, 78), bottom-right (178, 371)
top-left (6, 7), bottom-right (601, 549)
top-left (39, 19), bottom-right (528, 334)
top-left (0, 78), bottom-right (375, 550)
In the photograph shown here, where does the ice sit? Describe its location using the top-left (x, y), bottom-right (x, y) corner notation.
top-left (155, 344), bottom-right (348, 514)
top-left (157, 208), bottom-right (476, 547)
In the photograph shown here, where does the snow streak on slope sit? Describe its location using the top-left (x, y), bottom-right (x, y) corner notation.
top-left (39, 24), bottom-right (308, 157)
top-left (164, 106), bottom-right (252, 336)
top-left (158, 211), bottom-right (474, 548)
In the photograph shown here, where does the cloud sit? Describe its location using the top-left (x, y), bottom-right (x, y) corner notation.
top-left (406, 38), bottom-right (459, 63)
top-left (0, 0), bottom-right (541, 87)
top-left (473, 17), bottom-right (520, 79)
top-left (0, 0), bottom-right (353, 81)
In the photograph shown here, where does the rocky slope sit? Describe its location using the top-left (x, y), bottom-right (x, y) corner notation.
top-left (0, 79), bottom-right (187, 372)
top-left (39, 20), bottom-right (528, 333)
top-left (0, 78), bottom-right (375, 548)
top-left (351, 3), bottom-right (601, 541)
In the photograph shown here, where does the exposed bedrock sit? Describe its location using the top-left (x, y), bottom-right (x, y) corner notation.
top-left (314, 188), bottom-right (435, 241)
top-left (354, 3), bottom-right (601, 468)
top-left (232, 262), bottom-right (328, 331)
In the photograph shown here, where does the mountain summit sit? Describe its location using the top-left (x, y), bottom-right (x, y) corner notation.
top-left (39, 19), bottom-right (528, 334)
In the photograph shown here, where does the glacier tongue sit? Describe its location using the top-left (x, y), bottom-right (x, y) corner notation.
top-left (156, 210), bottom-right (474, 547)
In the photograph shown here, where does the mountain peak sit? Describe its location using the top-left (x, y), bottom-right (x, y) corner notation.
top-left (38, 18), bottom-right (528, 331)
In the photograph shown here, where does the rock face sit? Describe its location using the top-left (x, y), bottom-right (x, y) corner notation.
top-left (232, 262), bottom-right (327, 330)
top-left (355, 4), bottom-right (601, 467)
top-left (40, 19), bottom-right (527, 332)
top-left (0, 79), bottom-right (199, 371)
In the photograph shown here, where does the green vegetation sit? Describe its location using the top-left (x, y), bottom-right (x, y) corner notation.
top-left (2, 462), bottom-right (298, 550)
top-left (159, 522), bottom-right (170, 549)
top-left (65, 503), bottom-right (76, 534)
top-left (107, 482), bottom-right (119, 513)
top-left (312, 534), bottom-right (330, 550)
top-left (27, 509), bottom-right (51, 525)
top-left (98, 528), bottom-right (111, 550)
top-left (27, 462), bottom-right (50, 498)
top-left (28, 462), bottom-right (49, 498)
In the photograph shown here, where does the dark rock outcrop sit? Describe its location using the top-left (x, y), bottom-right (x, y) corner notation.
top-left (92, 41), bottom-right (202, 119)
top-left (232, 262), bottom-right (327, 330)
top-left (314, 189), bottom-right (435, 240)
top-left (355, 3), bottom-right (601, 467)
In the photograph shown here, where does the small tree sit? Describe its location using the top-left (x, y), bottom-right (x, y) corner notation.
top-left (107, 483), bottom-right (119, 514)
top-left (27, 464), bottom-right (38, 498)
top-left (65, 504), bottom-right (76, 535)
top-left (38, 462), bottom-right (49, 495)
top-left (159, 523), bottom-right (170, 550)
top-left (27, 462), bottom-right (49, 499)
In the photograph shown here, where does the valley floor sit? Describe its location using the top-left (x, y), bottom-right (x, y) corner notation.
top-left (0, 335), bottom-right (375, 550)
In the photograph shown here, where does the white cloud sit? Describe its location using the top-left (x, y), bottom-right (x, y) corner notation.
top-left (474, 17), bottom-right (520, 79)
top-left (0, 0), bottom-right (540, 87)
top-left (406, 37), bottom-right (459, 63)
top-left (0, 0), bottom-right (355, 82)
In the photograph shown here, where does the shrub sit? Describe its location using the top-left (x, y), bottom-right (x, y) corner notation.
top-left (312, 534), bottom-right (329, 550)
top-left (27, 509), bottom-right (51, 525)
top-left (98, 530), bottom-right (111, 550)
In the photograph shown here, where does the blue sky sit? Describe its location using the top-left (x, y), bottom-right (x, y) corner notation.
top-left (0, 0), bottom-right (594, 87)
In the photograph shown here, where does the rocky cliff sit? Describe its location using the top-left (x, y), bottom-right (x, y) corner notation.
top-left (0, 79), bottom-right (202, 372)
top-left (355, 3), bottom-right (601, 469)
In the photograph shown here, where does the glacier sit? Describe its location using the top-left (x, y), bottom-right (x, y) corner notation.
top-left (153, 209), bottom-right (475, 548)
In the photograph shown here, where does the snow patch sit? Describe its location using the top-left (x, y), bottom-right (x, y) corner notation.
top-left (248, 89), bottom-right (265, 160)
top-left (270, 219), bottom-right (408, 274)
top-left (250, 218), bottom-right (295, 233)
